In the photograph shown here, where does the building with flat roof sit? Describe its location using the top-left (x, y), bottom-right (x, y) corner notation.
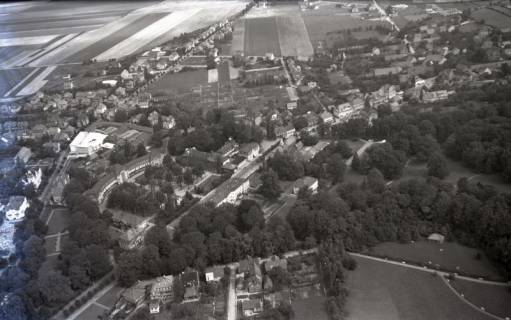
top-left (69, 131), bottom-right (108, 157)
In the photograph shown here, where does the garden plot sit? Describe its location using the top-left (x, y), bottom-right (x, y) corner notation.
top-left (276, 15), bottom-right (313, 58)
top-left (94, 9), bottom-right (200, 61)
top-left (244, 17), bottom-right (281, 56)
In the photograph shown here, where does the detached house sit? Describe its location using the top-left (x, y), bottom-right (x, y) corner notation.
top-left (205, 266), bottom-right (225, 283)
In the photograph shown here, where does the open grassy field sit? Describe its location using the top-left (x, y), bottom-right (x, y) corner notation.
top-left (66, 12), bottom-right (168, 62)
top-left (75, 303), bottom-right (108, 320)
top-left (398, 158), bottom-right (511, 194)
top-left (345, 256), bottom-right (495, 320)
top-left (450, 279), bottom-right (511, 319)
top-left (303, 15), bottom-right (390, 48)
top-left (292, 295), bottom-right (329, 320)
top-left (149, 70), bottom-right (208, 94)
top-left (276, 15), bottom-right (314, 57)
top-left (472, 8), bottom-right (511, 32)
top-left (46, 209), bottom-right (70, 234)
top-left (244, 17), bottom-right (281, 56)
top-left (370, 241), bottom-right (503, 280)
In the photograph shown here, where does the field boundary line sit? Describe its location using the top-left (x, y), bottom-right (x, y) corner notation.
top-left (441, 276), bottom-right (506, 320)
top-left (3, 67), bottom-right (41, 97)
top-left (349, 252), bottom-right (511, 286)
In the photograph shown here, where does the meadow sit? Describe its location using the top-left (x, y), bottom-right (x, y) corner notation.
top-left (345, 256), bottom-right (495, 320)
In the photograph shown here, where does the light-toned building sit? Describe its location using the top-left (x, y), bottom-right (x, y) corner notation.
top-left (150, 275), bottom-right (174, 301)
top-left (3, 196), bottom-right (29, 222)
top-left (69, 131), bottom-right (108, 156)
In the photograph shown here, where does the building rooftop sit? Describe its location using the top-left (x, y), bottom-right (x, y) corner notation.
top-left (70, 131), bottom-right (108, 149)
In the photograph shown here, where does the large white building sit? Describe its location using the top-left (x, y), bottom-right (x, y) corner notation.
top-left (69, 131), bottom-right (108, 156)
top-left (3, 196), bottom-right (29, 222)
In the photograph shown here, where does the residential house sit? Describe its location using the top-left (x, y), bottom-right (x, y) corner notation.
top-left (264, 255), bottom-right (288, 272)
top-left (239, 143), bottom-right (260, 161)
top-left (161, 115), bottom-right (175, 129)
top-left (242, 299), bottom-right (263, 317)
top-left (138, 93), bottom-right (151, 109)
top-left (373, 66), bottom-right (402, 77)
top-left (150, 275), bottom-right (174, 301)
top-left (319, 110), bottom-right (334, 124)
top-left (148, 111), bottom-right (160, 127)
top-left (205, 266), bottom-right (225, 283)
top-left (213, 178), bottom-right (250, 207)
top-left (422, 90), bottom-right (451, 103)
top-left (217, 138), bottom-right (239, 159)
top-left (291, 176), bottom-right (318, 195)
top-left (237, 257), bottom-right (262, 293)
top-left (3, 196), bottom-right (29, 222)
top-left (15, 147), bottom-right (32, 164)
top-left (182, 269), bottom-right (200, 301)
top-left (149, 300), bottom-right (160, 314)
top-left (275, 125), bottom-right (295, 139)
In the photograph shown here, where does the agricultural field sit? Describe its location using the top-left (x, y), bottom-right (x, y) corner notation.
top-left (0, 68), bottom-right (32, 96)
top-left (244, 17), bottom-right (281, 56)
top-left (66, 12), bottom-right (168, 62)
top-left (345, 256), bottom-right (494, 320)
top-left (276, 15), bottom-right (314, 57)
top-left (471, 8), bottom-right (511, 32)
top-left (0, 1), bottom-right (247, 69)
top-left (370, 241), bottom-right (503, 280)
top-left (450, 279), bottom-right (511, 319)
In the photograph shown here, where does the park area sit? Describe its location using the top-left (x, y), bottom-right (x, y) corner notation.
top-left (450, 279), bottom-right (511, 319)
top-left (369, 241), bottom-right (503, 280)
top-left (345, 256), bottom-right (495, 320)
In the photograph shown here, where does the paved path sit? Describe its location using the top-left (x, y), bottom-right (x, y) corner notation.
top-left (60, 280), bottom-right (115, 320)
top-left (226, 269), bottom-right (236, 320)
top-left (345, 139), bottom-right (386, 167)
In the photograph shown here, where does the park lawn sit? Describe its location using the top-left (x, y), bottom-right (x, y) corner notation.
top-left (43, 237), bottom-right (58, 254)
top-left (345, 256), bottom-right (494, 320)
top-left (369, 241), bottom-right (503, 281)
top-left (398, 157), bottom-right (511, 194)
top-left (292, 295), bottom-right (329, 320)
top-left (46, 209), bottom-right (70, 234)
top-left (450, 279), bottom-right (511, 319)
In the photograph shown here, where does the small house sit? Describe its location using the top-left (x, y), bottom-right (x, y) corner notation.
top-left (428, 233), bottom-right (445, 244)
top-left (242, 299), bottom-right (263, 317)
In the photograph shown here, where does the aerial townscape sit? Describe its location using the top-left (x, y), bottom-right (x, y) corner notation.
top-left (1, 0), bottom-right (511, 319)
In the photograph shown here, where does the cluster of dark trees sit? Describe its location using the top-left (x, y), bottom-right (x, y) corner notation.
top-left (107, 182), bottom-right (161, 216)
top-left (333, 83), bottom-right (511, 183)
top-left (265, 141), bottom-right (352, 187)
top-left (109, 141), bottom-right (147, 165)
top-left (116, 199), bottom-right (296, 287)
top-left (167, 109), bottom-right (264, 155)
top-left (287, 168), bottom-right (511, 276)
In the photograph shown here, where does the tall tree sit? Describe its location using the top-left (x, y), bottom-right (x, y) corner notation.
top-left (427, 152), bottom-right (449, 179)
top-left (258, 169), bottom-right (282, 200)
